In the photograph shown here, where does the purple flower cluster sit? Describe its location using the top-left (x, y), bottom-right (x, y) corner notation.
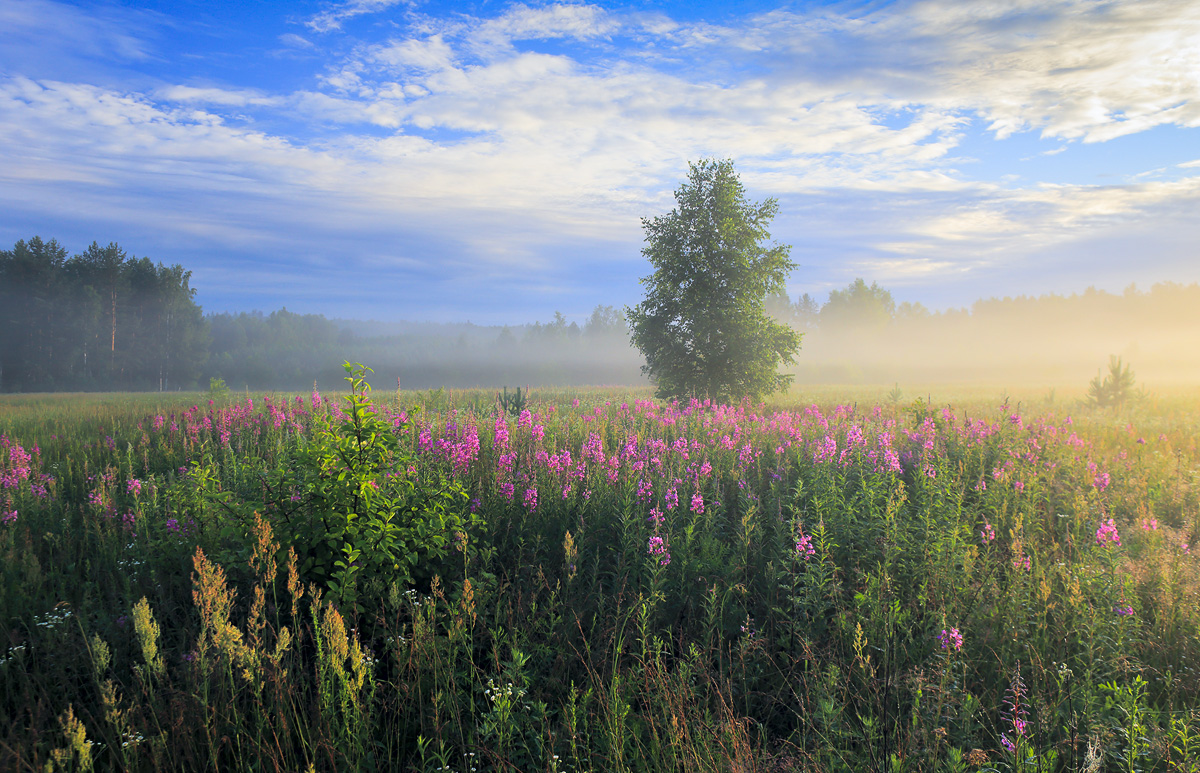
top-left (794, 529), bottom-right (815, 560)
top-left (1095, 518), bottom-right (1121, 547)
top-left (938, 627), bottom-right (964, 651)
top-left (647, 535), bottom-right (670, 566)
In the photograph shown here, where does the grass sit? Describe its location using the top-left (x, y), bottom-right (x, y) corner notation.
top-left (2, 380), bottom-right (1199, 771)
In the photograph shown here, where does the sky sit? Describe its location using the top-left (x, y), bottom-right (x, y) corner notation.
top-left (1, 0), bottom-right (1198, 325)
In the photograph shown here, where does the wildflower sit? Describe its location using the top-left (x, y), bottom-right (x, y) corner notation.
top-left (938, 628), bottom-right (964, 651)
top-left (1114, 604), bottom-right (1134, 616)
top-left (690, 491), bottom-right (704, 514)
top-left (1140, 517), bottom-right (1158, 531)
top-left (523, 487), bottom-right (538, 512)
top-left (1, 510), bottom-right (15, 525)
top-left (981, 522), bottom-right (996, 544)
top-left (648, 507), bottom-right (664, 526)
top-left (647, 535), bottom-right (670, 566)
top-left (1002, 664), bottom-right (1029, 751)
top-left (127, 478), bottom-right (142, 497)
top-left (794, 531), bottom-right (815, 559)
top-left (813, 434), bottom-right (837, 463)
top-left (1095, 518), bottom-right (1121, 547)
top-left (1093, 472), bottom-right (1111, 491)
top-left (1001, 735), bottom-right (1016, 753)
top-left (1012, 555), bottom-right (1031, 571)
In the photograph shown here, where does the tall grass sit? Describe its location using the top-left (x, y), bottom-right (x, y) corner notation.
top-left (2, 383), bottom-right (1199, 771)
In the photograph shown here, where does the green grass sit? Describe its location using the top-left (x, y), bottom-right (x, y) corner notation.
top-left (2, 382), bottom-right (1200, 772)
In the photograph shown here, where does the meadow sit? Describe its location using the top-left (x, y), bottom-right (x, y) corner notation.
top-left (2, 373), bottom-right (1199, 772)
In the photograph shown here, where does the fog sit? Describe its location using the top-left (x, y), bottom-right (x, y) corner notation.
top-left (5, 252), bottom-right (1199, 393)
top-left (788, 284), bottom-right (1200, 388)
top-left (325, 282), bottom-right (1200, 393)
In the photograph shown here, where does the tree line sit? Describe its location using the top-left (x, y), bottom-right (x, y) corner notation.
top-left (5, 234), bottom-right (1199, 392)
top-left (0, 236), bottom-right (639, 392)
top-left (0, 237), bottom-right (206, 392)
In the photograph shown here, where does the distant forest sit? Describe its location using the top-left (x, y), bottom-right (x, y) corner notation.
top-left (3, 236), bottom-right (1200, 392)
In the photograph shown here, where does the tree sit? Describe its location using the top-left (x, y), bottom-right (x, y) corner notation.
top-left (1087, 356), bottom-right (1137, 408)
top-left (627, 159), bottom-right (800, 401)
top-left (820, 278), bottom-right (895, 331)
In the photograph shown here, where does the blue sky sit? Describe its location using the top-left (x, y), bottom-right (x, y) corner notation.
top-left (2, 0), bottom-right (1198, 324)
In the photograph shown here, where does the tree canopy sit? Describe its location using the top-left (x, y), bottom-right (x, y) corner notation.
top-left (627, 159), bottom-right (800, 401)
top-left (0, 238), bottom-right (205, 391)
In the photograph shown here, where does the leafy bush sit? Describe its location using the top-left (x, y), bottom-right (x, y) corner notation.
top-left (206, 377), bottom-right (230, 401)
top-left (267, 363), bottom-right (471, 604)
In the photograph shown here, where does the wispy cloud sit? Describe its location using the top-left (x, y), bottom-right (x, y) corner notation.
top-left (305, 0), bottom-right (413, 34)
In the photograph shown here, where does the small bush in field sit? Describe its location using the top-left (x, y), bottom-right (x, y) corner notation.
top-left (1087, 355), bottom-right (1137, 408)
top-left (269, 363), bottom-right (471, 604)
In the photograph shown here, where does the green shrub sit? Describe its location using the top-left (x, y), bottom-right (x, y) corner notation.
top-left (1087, 355), bottom-right (1137, 408)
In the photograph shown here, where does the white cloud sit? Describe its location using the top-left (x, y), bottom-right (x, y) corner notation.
top-left (279, 33), bottom-right (316, 49)
top-left (160, 85), bottom-right (282, 108)
top-left (305, 0), bottom-right (412, 33)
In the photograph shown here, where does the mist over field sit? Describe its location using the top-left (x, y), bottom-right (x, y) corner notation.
top-left (217, 281), bottom-right (1200, 392)
top-left (4, 235), bottom-right (1198, 393)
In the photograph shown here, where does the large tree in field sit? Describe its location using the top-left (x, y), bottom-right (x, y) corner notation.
top-left (627, 159), bottom-right (800, 401)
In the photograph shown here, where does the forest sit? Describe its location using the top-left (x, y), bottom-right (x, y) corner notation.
top-left (4, 236), bottom-right (1200, 392)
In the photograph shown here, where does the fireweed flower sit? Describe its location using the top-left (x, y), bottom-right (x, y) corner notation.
top-left (522, 487), bottom-right (538, 512)
top-left (1114, 604), bottom-right (1134, 616)
top-left (1002, 664), bottom-right (1029, 750)
top-left (794, 531), bottom-right (815, 559)
top-left (938, 628), bottom-right (964, 651)
top-left (1095, 518), bottom-right (1121, 547)
top-left (1093, 472), bottom-right (1111, 491)
top-left (127, 479), bottom-right (142, 497)
top-left (647, 535), bottom-right (670, 566)
top-left (2, 510), bottom-right (16, 525)
top-left (1141, 518), bottom-right (1158, 531)
top-left (981, 522), bottom-right (996, 544)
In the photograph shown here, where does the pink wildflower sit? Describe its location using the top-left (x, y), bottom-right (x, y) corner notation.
top-left (1095, 518), bottom-right (1121, 547)
top-left (647, 535), bottom-right (670, 566)
top-left (938, 627), bottom-right (963, 651)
